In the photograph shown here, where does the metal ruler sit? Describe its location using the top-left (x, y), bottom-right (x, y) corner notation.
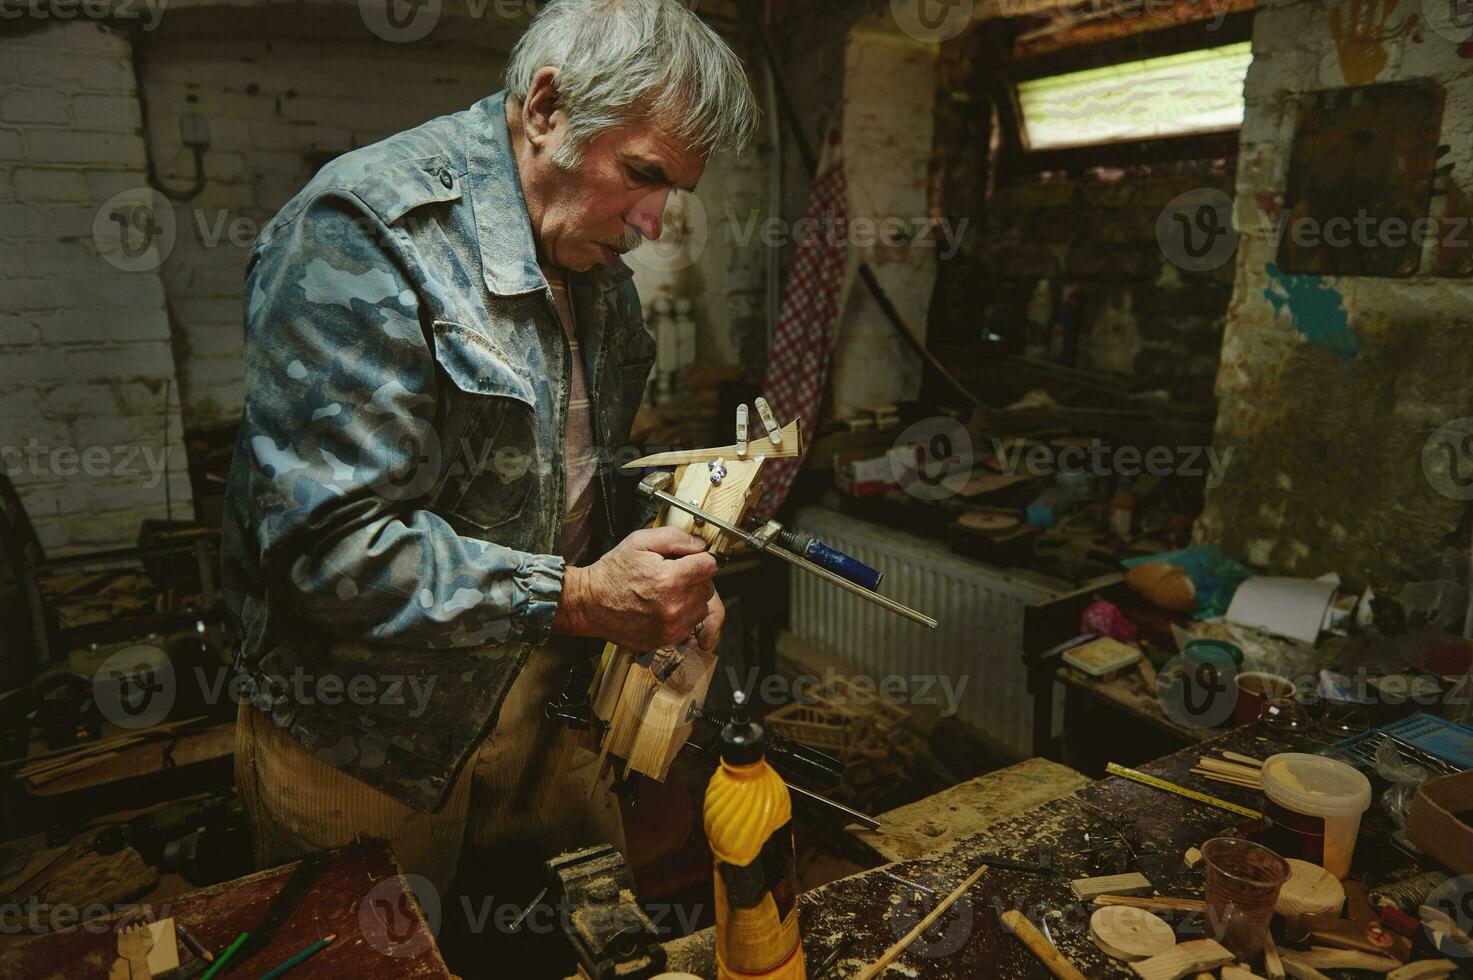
top-left (1106, 763), bottom-right (1262, 820)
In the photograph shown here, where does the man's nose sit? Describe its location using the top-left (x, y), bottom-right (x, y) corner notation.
top-left (628, 190), bottom-right (669, 242)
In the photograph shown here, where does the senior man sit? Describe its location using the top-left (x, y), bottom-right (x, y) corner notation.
top-left (222, 0), bottom-right (759, 893)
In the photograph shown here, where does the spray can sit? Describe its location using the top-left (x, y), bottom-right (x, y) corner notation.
top-left (704, 691), bottom-right (807, 979)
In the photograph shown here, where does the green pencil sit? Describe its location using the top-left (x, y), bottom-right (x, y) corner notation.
top-left (257, 933), bottom-right (336, 979)
top-left (199, 931), bottom-right (248, 980)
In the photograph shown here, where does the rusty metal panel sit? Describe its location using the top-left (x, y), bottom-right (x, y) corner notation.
top-left (1277, 81), bottom-right (1445, 278)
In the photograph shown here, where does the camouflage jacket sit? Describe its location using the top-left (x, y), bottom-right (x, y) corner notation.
top-left (221, 92), bottom-right (656, 813)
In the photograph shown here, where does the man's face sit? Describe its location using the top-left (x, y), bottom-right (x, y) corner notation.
top-left (530, 114), bottom-right (708, 273)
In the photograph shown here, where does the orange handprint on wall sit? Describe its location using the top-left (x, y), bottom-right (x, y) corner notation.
top-left (1329, 0), bottom-right (1421, 83)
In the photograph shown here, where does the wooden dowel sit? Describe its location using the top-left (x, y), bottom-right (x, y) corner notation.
top-left (28, 751), bottom-right (119, 786)
top-left (1222, 751), bottom-right (1265, 768)
top-left (1001, 909), bottom-right (1088, 980)
top-left (1094, 894), bottom-right (1207, 913)
top-left (1197, 758), bottom-right (1264, 778)
top-left (1190, 769), bottom-right (1262, 789)
top-left (855, 863), bottom-right (988, 980)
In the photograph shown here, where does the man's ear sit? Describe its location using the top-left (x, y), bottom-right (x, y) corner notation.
top-left (522, 67), bottom-right (562, 148)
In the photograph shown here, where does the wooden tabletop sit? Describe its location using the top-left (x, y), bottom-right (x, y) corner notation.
top-left (665, 722), bottom-right (1460, 978)
top-left (0, 840), bottom-right (453, 979)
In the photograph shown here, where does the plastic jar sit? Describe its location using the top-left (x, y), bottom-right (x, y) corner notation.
top-left (1260, 753), bottom-right (1372, 879)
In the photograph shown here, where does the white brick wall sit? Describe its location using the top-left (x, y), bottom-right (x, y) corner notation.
top-left (135, 15), bottom-right (522, 427)
top-left (0, 21), bottom-right (192, 555)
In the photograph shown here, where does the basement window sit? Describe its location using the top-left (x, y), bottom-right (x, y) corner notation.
top-left (1015, 41), bottom-right (1253, 151)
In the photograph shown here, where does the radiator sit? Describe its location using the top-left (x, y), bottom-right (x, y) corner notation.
top-left (787, 506), bottom-right (1058, 760)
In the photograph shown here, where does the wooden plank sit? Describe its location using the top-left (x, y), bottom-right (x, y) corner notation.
top-left (848, 757), bottom-right (1090, 862)
top-left (623, 418), bottom-right (803, 469)
top-left (1071, 872), bottom-right (1152, 901)
top-left (1131, 939), bottom-right (1233, 980)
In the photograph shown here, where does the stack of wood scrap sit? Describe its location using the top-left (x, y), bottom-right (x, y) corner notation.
top-left (4, 715), bottom-right (208, 790)
top-left (1085, 818), bottom-right (1458, 980)
top-left (764, 676), bottom-right (925, 809)
top-left (1189, 751), bottom-right (1264, 791)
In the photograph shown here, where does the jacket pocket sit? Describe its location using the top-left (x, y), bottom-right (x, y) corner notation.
top-left (431, 319), bottom-right (538, 534)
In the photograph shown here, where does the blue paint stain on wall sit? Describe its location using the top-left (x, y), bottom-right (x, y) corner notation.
top-left (1263, 263), bottom-right (1358, 361)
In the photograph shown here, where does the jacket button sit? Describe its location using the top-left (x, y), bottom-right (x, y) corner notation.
top-left (438, 169), bottom-right (453, 189)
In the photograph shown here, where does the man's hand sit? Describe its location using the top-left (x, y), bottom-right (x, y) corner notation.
top-left (692, 591), bottom-right (724, 654)
top-left (553, 527), bottom-right (720, 651)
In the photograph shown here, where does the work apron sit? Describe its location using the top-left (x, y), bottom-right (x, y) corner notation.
top-left (235, 639), bottom-right (623, 896)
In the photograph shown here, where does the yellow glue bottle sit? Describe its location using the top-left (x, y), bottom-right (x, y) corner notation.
top-left (703, 690), bottom-right (807, 980)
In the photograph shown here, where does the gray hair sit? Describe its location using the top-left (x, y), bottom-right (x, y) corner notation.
top-left (506, 0), bottom-right (760, 168)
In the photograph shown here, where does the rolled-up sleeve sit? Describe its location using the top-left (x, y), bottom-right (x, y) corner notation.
top-left (238, 190), bottom-right (562, 649)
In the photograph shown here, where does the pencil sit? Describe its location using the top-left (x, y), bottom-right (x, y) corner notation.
top-left (175, 922), bottom-right (213, 962)
top-left (199, 932), bottom-right (248, 980)
top-left (257, 933), bottom-right (336, 979)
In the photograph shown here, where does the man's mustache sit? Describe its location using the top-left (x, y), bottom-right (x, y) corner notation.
top-left (616, 227), bottom-right (645, 252)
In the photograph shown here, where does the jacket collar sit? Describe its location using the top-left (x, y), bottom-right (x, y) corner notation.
top-left (464, 91), bottom-right (635, 298)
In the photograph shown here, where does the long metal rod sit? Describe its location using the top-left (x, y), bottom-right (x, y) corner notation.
top-left (785, 780), bottom-right (881, 831)
top-left (648, 488), bottom-right (939, 629)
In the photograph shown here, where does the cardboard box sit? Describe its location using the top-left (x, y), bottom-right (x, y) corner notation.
top-left (1406, 769), bottom-right (1473, 874)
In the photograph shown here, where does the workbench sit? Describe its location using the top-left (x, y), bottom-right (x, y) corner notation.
top-left (662, 722), bottom-right (1463, 978)
top-left (0, 839), bottom-right (453, 978)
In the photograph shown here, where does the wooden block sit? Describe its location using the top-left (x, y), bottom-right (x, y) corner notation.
top-left (1090, 906), bottom-right (1176, 961)
top-left (1184, 847), bottom-right (1203, 868)
top-left (1276, 951), bottom-right (1333, 980)
top-left (1131, 939), bottom-right (1233, 980)
top-left (1274, 859), bottom-right (1345, 917)
top-left (1264, 933), bottom-right (1286, 980)
top-left (1287, 948), bottom-right (1400, 971)
top-left (1223, 967), bottom-right (1267, 980)
top-left (1387, 960), bottom-right (1457, 980)
top-left (622, 418), bottom-right (803, 469)
top-left (144, 918), bottom-right (179, 974)
top-left (1072, 872), bottom-right (1152, 901)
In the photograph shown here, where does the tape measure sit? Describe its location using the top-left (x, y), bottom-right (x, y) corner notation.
top-left (1106, 763), bottom-right (1263, 820)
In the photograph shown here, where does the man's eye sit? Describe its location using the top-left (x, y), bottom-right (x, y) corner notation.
top-left (626, 166), bottom-right (657, 185)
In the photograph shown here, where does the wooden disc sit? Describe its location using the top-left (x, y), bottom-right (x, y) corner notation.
top-left (1274, 858), bottom-right (1345, 916)
top-left (1090, 905), bottom-right (1176, 961)
top-left (958, 510), bottom-right (1020, 533)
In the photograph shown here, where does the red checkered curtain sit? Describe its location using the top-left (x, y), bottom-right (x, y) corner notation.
top-left (756, 132), bottom-right (852, 522)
